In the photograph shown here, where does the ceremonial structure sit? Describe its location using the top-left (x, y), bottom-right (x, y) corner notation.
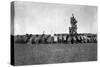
top-left (69, 14), bottom-right (77, 35)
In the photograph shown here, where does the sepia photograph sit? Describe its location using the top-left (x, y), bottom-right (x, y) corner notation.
top-left (11, 1), bottom-right (97, 66)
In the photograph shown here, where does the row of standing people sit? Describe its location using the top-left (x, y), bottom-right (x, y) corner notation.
top-left (13, 34), bottom-right (97, 44)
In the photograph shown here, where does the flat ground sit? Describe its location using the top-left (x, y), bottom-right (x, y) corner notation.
top-left (14, 43), bottom-right (97, 66)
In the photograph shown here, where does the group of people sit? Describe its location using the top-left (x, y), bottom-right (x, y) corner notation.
top-left (13, 33), bottom-right (97, 44)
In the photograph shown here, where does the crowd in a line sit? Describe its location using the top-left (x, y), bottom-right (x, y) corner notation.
top-left (12, 33), bottom-right (97, 44)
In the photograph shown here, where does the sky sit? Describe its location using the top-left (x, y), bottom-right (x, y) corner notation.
top-left (12, 1), bottom-right (97, 35)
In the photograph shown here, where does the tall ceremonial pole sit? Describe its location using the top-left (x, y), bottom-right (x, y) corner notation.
top-left (69, 13), bottom-right (77, 35)
top-left (69, 13), bottom-right (78, 43)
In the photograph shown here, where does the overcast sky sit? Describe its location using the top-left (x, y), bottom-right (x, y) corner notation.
top-left (13, 1), bottom-right (97, 35)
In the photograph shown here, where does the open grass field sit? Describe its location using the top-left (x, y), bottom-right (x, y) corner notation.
top-left (14, 43), bottom-right (97, 66)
